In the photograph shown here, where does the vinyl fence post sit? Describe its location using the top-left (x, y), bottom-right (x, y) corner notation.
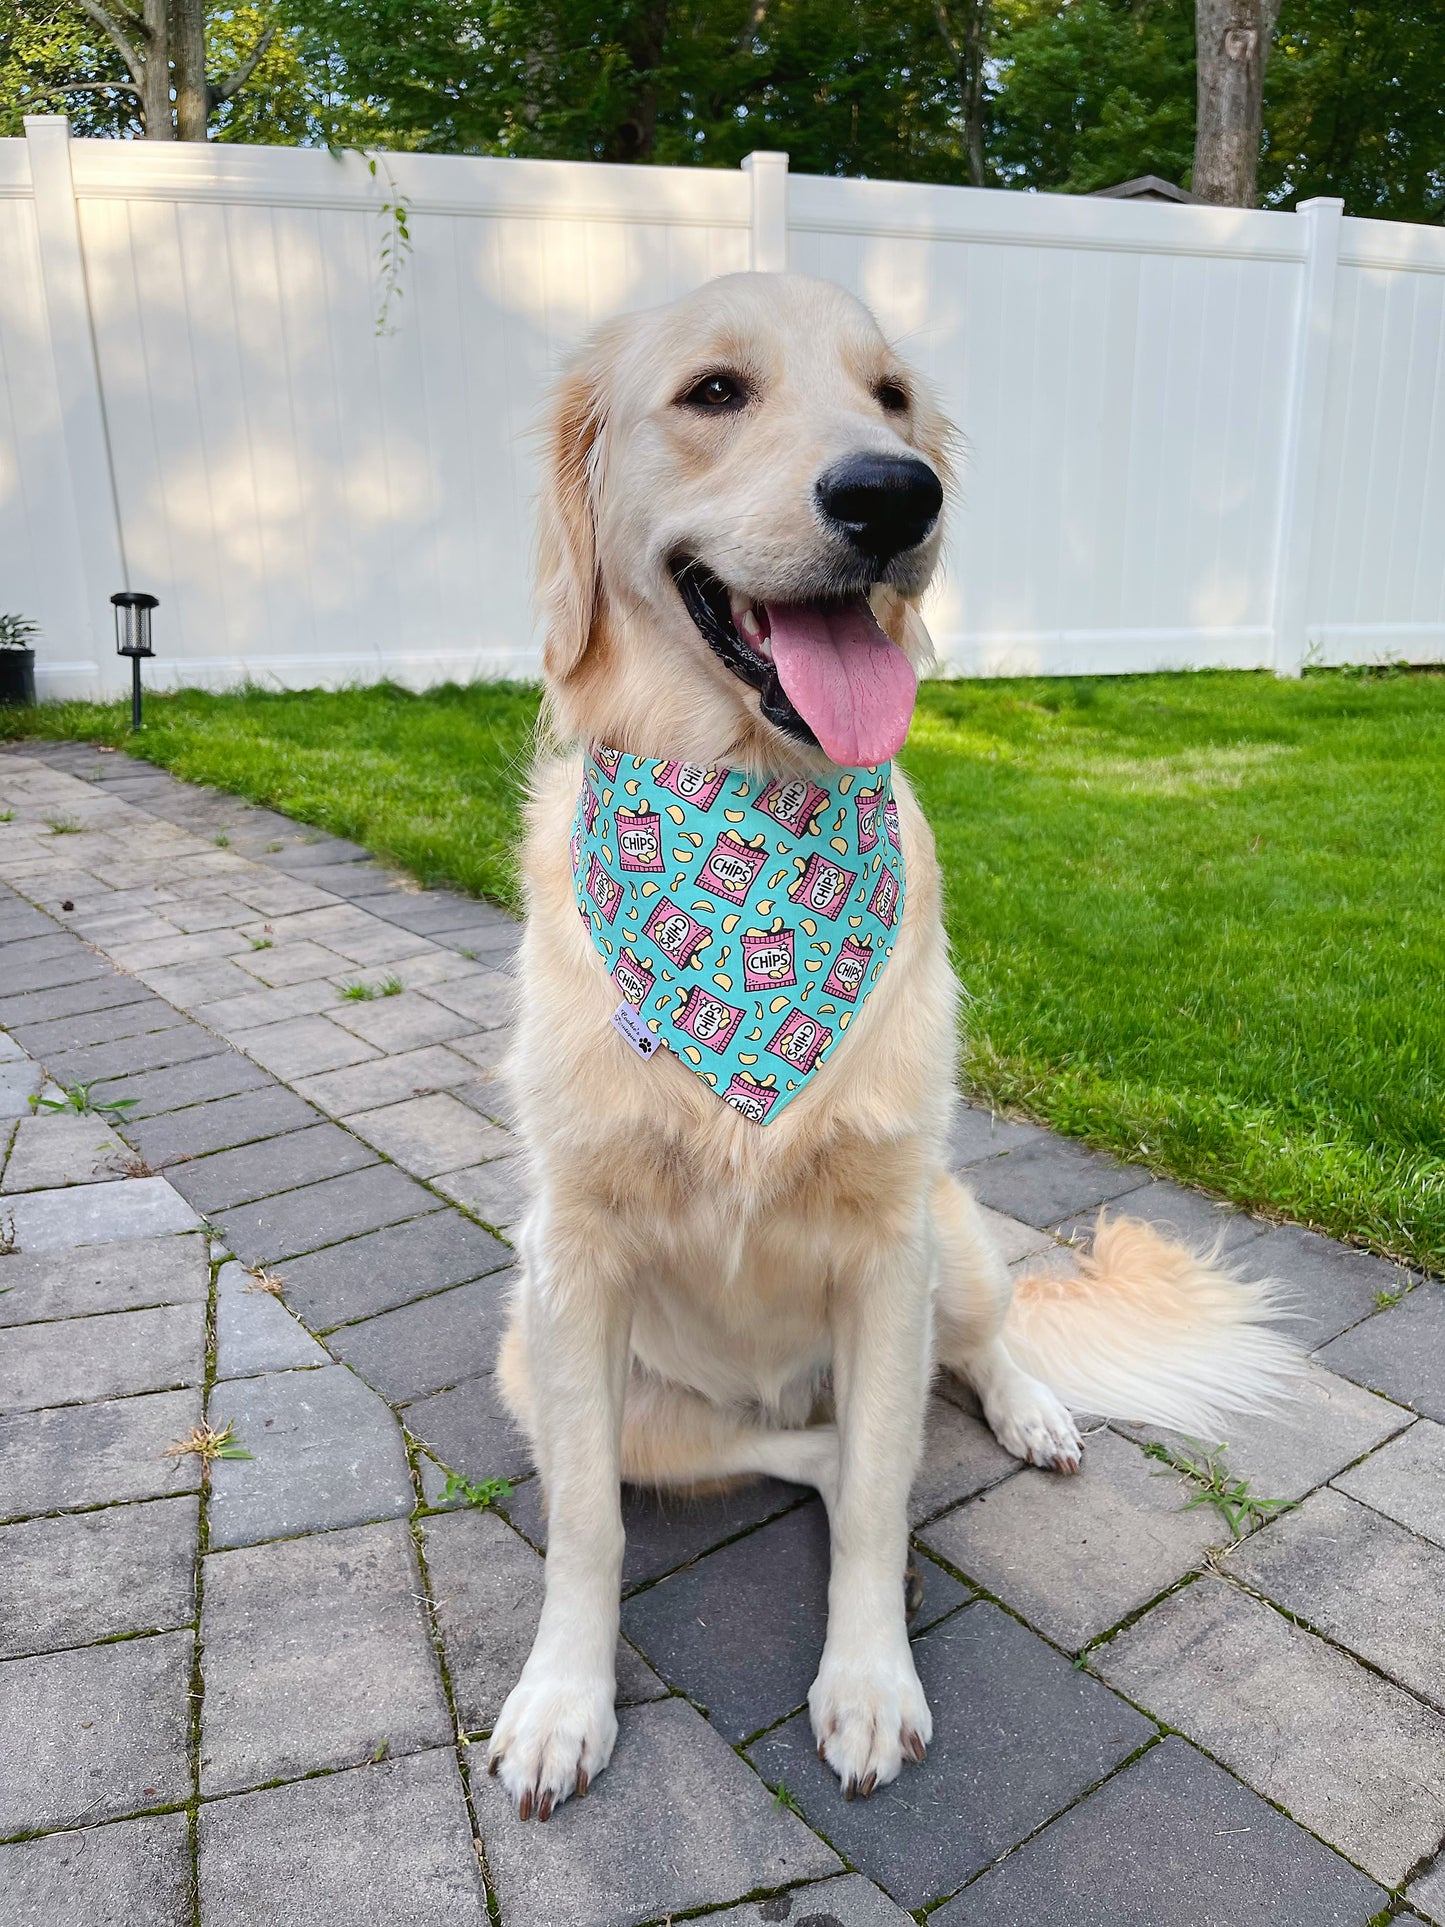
top-left (24, 114), bottom-right (129, 699)
top-left (1272, 196), bottom-right (1344, 679)
top-left (742, 152), bottom-right (790, 274)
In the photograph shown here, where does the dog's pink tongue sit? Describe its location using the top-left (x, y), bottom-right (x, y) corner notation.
top-left (764, 597), bottom-right (918, 766)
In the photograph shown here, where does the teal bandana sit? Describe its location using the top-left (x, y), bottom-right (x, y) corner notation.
top-left (570, 744), bottom-right (906, 1123)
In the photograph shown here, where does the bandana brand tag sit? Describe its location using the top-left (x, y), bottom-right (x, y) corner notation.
top-left (611, 1001), bottom-right (660, 1059)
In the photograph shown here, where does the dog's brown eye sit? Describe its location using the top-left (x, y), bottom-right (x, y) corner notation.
top-left (681, 373), bottom-right (746, 411)
top-left (877, 381), bottom-right (909, 414)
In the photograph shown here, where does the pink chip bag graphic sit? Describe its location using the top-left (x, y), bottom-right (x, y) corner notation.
top-left (653, 760), bottom-right (727, 810)
top-left (741, 924), bottom-right (796, 991)
top-left (583, 782), bottom-right (601, 833)
top-left (868, 867), bottom-right (900, 928)
top-left (787, 853), bottom-right (856, 921)
top-left (698, 832), bottom-right (768, 906)
top-left (883, 796), bottom-right (901, 849)
top-left (570, 822), bottom-right (583, 878)
top-left (612, 947), bottom-right (655, 1007)
top-left (855, 785), bottom-right (883, 852)
top-left (767, 1008), bottom-right (833, 1074)
top-left (822, 933), bottom-right (872, 1002)
top-left (755, 776), bottom-right (828, 837)
top-left (675, 984), bottom-right (744, 1053)
top-left (615, 806), bottom-right (665, 873)
top-left (585, 854), bottom-right (623, 924)
top-left (722, 1074), bottom-right (779, 1123)
top-left (643, 901), bottom-right (711, 968)
top-left (592, 743), bottom-right (622, 777)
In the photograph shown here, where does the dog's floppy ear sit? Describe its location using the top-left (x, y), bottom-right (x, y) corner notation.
top-left (536, 327), bottom-right (623, 683)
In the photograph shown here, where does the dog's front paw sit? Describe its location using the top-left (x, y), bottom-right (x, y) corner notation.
top-left (808, 1644), bottom-right (932, 1799)
top-left (982, 1373), bottom-right (1082, 1473)
top-left (486, 1668), bottom-right (618, 1820)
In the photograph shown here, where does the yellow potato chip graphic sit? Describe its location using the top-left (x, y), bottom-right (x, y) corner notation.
top-left (665, 804), bottom-right (686, 825)
top-left (724, 810), bottom-right (745, 823)
top-left (831, 837), bottom-right (849, 856)
top-left (769, 996), bottom-right (790, 1013)
top-left (756, 899), bottom-right (773, 915)
top-left (738, 1052), bottom-right (758, 1065)
top-left (682, 1045), bottom-right (701, 1065)
top-left (713, 974), bottom-right (733, 991)
top-left (624, 779), bottom-right (641, 795)
top-left (641, 882), bottom-right (660, 897)
top-left (722, 914), bottom-right (740, 933)
top-left (800, 918), bottom-right (818, 937)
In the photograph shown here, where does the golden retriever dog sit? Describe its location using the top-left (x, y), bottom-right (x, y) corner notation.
top-left (488, 272), bottom-right (1297, 1820)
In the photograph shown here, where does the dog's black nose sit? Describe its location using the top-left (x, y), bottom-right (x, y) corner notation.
top-left (815, 453), bottom-right (942, 564)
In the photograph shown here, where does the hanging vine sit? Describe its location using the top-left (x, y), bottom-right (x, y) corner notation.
top-left (328, 143), bottom-right (413, 336)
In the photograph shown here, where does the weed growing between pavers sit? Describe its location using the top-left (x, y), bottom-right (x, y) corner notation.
top-left (1140, 1439), bottom-right (1299, 1541)
top-left (243, 1267), bottom-right (286, 1296)
top-left (437, 1472), bottom-right (513, 1511)
top-left (31, 1081), bottom-right (138, 1124)
top-left (164, 1419), bottom-right (254, 1471)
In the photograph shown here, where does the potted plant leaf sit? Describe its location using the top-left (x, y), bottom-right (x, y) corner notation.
top-left (0, 615), bottom-right (37, 707)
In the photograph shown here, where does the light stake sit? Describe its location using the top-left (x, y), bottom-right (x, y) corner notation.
top-left (111, 592), bottom-right (158, 732)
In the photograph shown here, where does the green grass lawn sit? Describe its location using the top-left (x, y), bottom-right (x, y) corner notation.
top-left (5, 671), bottom-right (1442, 1271)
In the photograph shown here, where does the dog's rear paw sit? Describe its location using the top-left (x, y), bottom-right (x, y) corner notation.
top-left (984, 1372), bottom-right (1082, 1473)
top-left (486, 1669), bottom-right (617, 1820)
top-left (808, 1647), bottom-right (932, 1799)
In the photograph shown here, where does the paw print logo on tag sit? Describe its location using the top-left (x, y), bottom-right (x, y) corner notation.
top-left (787, 853), bottom-right (856, 921)
top-left (766, 1007), bottom-right (832, 1074)
top-left (675, 984), bottom-right (744, 1053)
top-left (822, 933), bottom-right (873, 1002)
top-left (741, 922), bottom-right (796, 991)
top-left (585, 853), bottom-right (623, 924)
top-left (643, 901), bottom-right (711, 968)
top-left (868, 867), bottom-right (899, 929)
top-left (722, 1073), bottom-right (779, 1122)
top-left (855, 785), bottom-right (883, 852)
top-left (698, 831), bottom-right (768, 905)
top-left (615, 805), bottom-right (665, 873)
top-left (755, 776), bottom-right (828, 837)
top-left (653, 760), bottom-right (727, 810)
top-left (611, 947), bottom-right (655, 1007)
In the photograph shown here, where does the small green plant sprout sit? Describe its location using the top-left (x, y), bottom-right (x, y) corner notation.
top-left (457, 947), bottom-right (478, 962)
top-left (772, 1778), bottom-right (802, 1815)
top-left (370, 1737), bottom-right (390, 1764)
top-left (1142, 1438), bottom-right (1298, 1541)
top-left (249, 925), bottom-right (275, 951)
top-left (244, 1266), bottom-right (286, 1296)
top-left (266, 841), bottom-right (283, 853)
top-left (43, 815), bottom-right (81, 835)
top-left (0, 810), bottom-right (13, 824)
top-left (31, 1081), bottom-right (138, 1121)
top-left (214, 831), bottom-right (230, 848)
top-left (378, 973), bottom-right (404, 997)
top-left (341, 978), bottom-right (380, 1001)
top-left (163, 1418), bottom-right (253, 1471)
top-left (438, 1471), bottom-right (513, 1511)
top-left (0, 614), bottom-right (38, 649)
top-left (1374, 1277), bottom-right (1413, 1310)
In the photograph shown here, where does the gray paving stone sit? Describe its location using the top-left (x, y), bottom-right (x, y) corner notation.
top-left (1228, 1485), bottom-right (1445, 1709)
top-left (122, 1084), bottom-right (320, 1165)
top-left (0, 947), bottom-right (109, 999)
top-left (708, 1876), bottom-right (914, 1926)
top-left (257, 834), bottom-right (373, 869)
top-left (973, 1202), bottom-right (1056, 1265)
top-left (0, 1631), bottom-right (193, 1834)
top-left (920, 1428), bottom-right (1221, 1651)
top-left (1412, 1859), bottom-right (1445, 1926)
top-left (0, 1112), bottom-right (129, 1191)
top-left (328, 990), bottom-right (471, 1054)
top-left (1317, 1282), bottom-right (1445, 1416)
top-left (423, 970), bottom-right (515, 1029)
top-left (190, 979), bottom-right (345, 1037)
top-left (0, 1387), bottom-right (202, 1520)
top-left (199, 1518), bottom-right (451, 1794)
top-left (296, 860), bottom-right (404, 898)
top-left (402, 1371), bottom-right (535, 1485)
top-left (949, 1103), bottom-right (1048, 1167)
top-left (9, 997), bottom-right (184, 1055)
top-left (294, 1044), bottom-right (478, 1118)
top-left (505, 1469), bottom-right (811, 1592)
top-left (0, 1301), bottom-right (204, 1414)
top-left (912, 1389), bottom-right (1020, 1524)
top-left (935, 1736), bottom-right (1386, 1927)
top-left (622, 1500), bottom-right (968, 1744)
top-left (1333, 1417), bottom-right (1445, 1548)
top-left (234, 939), bottom-right (353, 987)
top-left (423, 1506), bottom-right (665, 1734)
top-left (345, 1091), bottom-right (513, 1179)
top-left (212, 1162), bottom-right (440, 1266)
top-left (94, 1049), bottom-right (272, 1119)
top-left (199, 1747), bottom-right (489, 1927)
top-left (1053, 1176), bottom-right (1265, 1257)
top-left (137, 959), bottom-right (260, 1006)
top-left (432, 1156), bottom-right (528, 1231)
top-left (206, 1364), bottom-right (414, 1550)
top-left (107, 930), bottom-right (251, 974)
top-left (168, 1121), bottom-right (379, 1214)
top-left (279, 1210), bottom-right (512, 1329)
top-left (215, 1260), bottom-right (330, 1378)
top-left (0, 1495), bottom-right (198, 1659)
top-left (746, 1603), bottom-right (1152, 1912)
top-left (965, 1137), bottom-right (1152, 1227)
top-left (0, 931), bottom-right (95, 972)
top-left (39, 1022), bottom-right (231, 1089)
top-left (327, 1274), bottom-right (514, 1401)
top-left (444, 1027), bottom-right (511, 1072)
top-left (476, 1694), bottom-right (839, 1927)
top-left (1247, 1222), bottom-right (1417, 1349)
top-left (1094, 1573), bottom-right (1445, 1887)
top-left (232, 1009), bottom-right (382, 1081)
top-left (1118, 1362), bottom-right (1411, 1505)
top-left (0, 1056), bottom-right (43, 1117)
top-left (0, 1812), bottom-right (192, 1927)
top-left (0, 972), bottom-right (153, 1029)
top-left (351, 891), bottom-right (511, 937)
top-left (453, 1070), bottom-right (517, 1128)
top-left (4, 1175), bottom-right (202, 1252)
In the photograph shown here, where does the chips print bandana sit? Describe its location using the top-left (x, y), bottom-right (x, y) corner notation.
top-left (570, 744), bottom-right (906, 1124)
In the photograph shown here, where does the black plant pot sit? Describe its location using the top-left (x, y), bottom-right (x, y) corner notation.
top-left (0, 648), bottom-right (35, 707)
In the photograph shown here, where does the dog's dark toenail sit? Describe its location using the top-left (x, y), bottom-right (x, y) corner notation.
top-left (538, 1791), bottom-right (554, 1822)
top-left (518, 1790), bottom-right (533, 1821)
top-left (487, 1754), bottom-right (500, 1776)
top-left (576, 1768), bottom-right (590, 1798)
top-left (859, 1770), bottom-right (877, 1796)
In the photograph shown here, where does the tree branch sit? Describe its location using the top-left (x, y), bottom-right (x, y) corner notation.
top-left (48, 79), bottom-right (142, 95)
top-left (75, 0), bottom-right (147, 91)
top-left (209, 24), bottom-right (277, 106)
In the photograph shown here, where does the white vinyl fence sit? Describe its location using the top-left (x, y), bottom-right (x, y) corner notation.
top-left (3, 118), bottom-right (1444, 701)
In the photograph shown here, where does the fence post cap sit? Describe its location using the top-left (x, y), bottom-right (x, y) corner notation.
top-left (742, 151), bottom-right (790, 173)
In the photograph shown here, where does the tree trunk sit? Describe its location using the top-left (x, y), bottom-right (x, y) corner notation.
top-left (1193, 0), bottom-right (1279, 204)
top-left (605, 0), bottom-right (670, 162)
top-left (170, 0), bottom-right (208, 140)
top-left (139, 0), bottom-right (173, 137)
top-left (934, 0), bottom-right (990, 188)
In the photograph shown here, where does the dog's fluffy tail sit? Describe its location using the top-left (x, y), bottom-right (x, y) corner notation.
top-left (1001, 1214), bottom-right (1304, 1435)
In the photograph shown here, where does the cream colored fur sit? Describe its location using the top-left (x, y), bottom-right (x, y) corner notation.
top-left (487, 272), bottom-right (1300, 1822)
